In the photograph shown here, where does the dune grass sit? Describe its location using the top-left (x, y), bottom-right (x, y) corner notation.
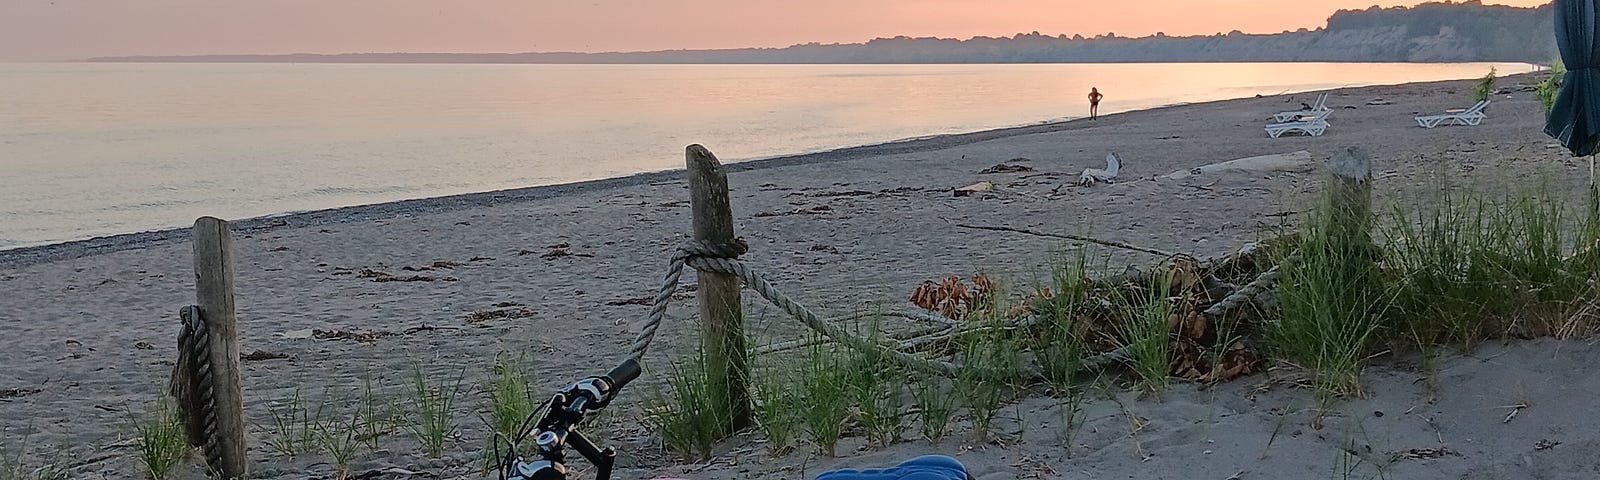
top-left (482, 352), bottom-right (539, 471)
top-left (1272, 180), bottom-right (1390, 401)
top-left (1037, 250), bottom-right (1091, 390)
top-left (357, 373), bottom-right (398, 451)
top-left (1384, 184), bottom-right (1600, 347)
top-left (316, 409), bottom-right (362, 480)
top-left (645, 349), bottom-right (734, 461)
top-left (753, 360), bottom-right (802, 455)
top-left (405, 366), bottom-right (464, 458)
top-left (129, 396), bottom-right (190, 480)
top-left (1108, 270), bottom-right (1177, 394)
top-left (954, 316), bottom-right (1020, 441)
top-left (911, 374), bottom-right (955, 443)
top-left (798, 341), bottom-right (853, 456)
top-left (637, 171), bottom-right (1598, 458)
top-left (846, 315), bottom-right (906, 448)
top-left (262, 387), bottom-right (326, 456)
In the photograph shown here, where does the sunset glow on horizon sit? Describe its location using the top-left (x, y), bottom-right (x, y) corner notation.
top-left (0, 0), bottom-right (1552, 61)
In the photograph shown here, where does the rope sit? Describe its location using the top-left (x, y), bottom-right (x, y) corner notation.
top-left (627, 239), bottom-right (747, 360)
top-left (629, 239), bottom-right (959, 377)
top-left (179, 306), bottom-right (226, 475)
top-left (628, 240), bottom-right (1303, 380)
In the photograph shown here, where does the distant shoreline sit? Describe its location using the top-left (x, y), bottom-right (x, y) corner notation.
top-left (78, 57), bottom-right (1520, 66)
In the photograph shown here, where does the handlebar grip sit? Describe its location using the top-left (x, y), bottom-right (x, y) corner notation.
top-left (605, 359), bottom-right (642, 391)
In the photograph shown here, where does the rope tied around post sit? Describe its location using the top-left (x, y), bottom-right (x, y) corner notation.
top-left (629, 238), bottom-right (745, 360)
top-left (628, 238), bottom-right (960, 377)
top-left (170, 305), bottom-right (226, 476)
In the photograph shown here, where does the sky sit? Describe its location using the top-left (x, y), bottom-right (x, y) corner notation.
top-left (0, 0), bottom-right (1551, 61)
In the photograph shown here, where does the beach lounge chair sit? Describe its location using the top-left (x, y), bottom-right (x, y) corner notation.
top-left (1272, 93), bottom-right (1330, 122)
top-left (1265, 110), bottom-right (1331, 138)
top-left (1414, 99), bottom-right (1490, 128)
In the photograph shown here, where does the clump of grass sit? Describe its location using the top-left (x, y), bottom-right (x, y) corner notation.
top-left (1383, 188), bottom-right (1498, 346)
top-left (405, 366), bottom-right (464, 458)
top-left (1385, 184), bottom-right (1599, 345)
top-left (1038, 249), bottom-right (1091, 389)
top-left (130, 396), bottom-right (190, 480)
top-left (1107, 270), bottom-right (1175, 394)
top-left (482, 352), bottom-right (538, 470)
top-left (911, 374), bottom-right (954, 443)
top-left (953, 318), bottom-right (1019, 441)
top-left (263, 387), bottom-right (326, 456)
top-left (1472, 66), bottom-right (1497, 102)
top-left (316, 410), bottom-right (362, 480)
top-left (1538, 58), bottom-right (1566, 114)
top-left (1272, 181), bottom-right (1389, 401)
top-left (849, 318), bottom-right (906, 449)
top-left (645, 350), bottom-right (733, 461)
top-left (754, 359), bottom-right (802, 455)
top-left (799, 342), bottom-right (852, 456)
top-left (357, 373), bottom-right (397, 451)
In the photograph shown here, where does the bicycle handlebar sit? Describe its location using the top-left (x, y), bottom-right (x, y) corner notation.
top-left (496, 358), bottom-right (641, 480)
top-left (606, 358), bottom-right (642, 390)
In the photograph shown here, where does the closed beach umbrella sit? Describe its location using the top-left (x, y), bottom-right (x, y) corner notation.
top-left (1544, 0), bottom-right (1600, 185)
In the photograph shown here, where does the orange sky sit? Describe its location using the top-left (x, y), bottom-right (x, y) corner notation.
top-left (0, 0), bottom-right (1551, 60)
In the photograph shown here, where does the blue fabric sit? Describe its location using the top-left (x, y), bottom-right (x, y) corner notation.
top-left (1545, 0), bottom-right (1600, 156)
top-left (813, 455), bottom-right (968, 480)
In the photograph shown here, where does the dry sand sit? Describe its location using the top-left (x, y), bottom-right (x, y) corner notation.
top-left (2, 73), bottom-right (1597, 480)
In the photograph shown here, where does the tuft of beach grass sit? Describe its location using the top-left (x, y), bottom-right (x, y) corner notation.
top-left (405, 365), bottom-right (464, 458)
top-left (645, 349), bottom-right (733, 461)
top-left (129, 395), bottom-right (190, 480)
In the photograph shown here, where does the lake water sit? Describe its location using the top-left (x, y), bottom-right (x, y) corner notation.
top-left (0, 62), bottom-right (1533, 249)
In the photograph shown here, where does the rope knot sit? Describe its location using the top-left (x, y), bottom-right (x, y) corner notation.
top-left (677, 237), bottom-right (749, 261)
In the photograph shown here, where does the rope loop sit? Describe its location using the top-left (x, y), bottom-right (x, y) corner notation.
top-left (674, 238), bottom-right (748, 262)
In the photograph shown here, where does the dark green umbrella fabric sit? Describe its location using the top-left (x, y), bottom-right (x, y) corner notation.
top-left (1545, 0), bottom-right (1600, 157)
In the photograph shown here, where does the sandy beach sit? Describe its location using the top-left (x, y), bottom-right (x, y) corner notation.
top-left (3, 73), bottom-right (1597, 480)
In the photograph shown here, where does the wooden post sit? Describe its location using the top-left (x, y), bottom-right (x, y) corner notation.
top-left (1326, 146), bottom-right (1376, 260)
top-left (192, 217), bottom-right (248, 479)
top-left (685, 145), bottom-right (751, 431)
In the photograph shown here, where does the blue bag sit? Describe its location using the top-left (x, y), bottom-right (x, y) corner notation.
top-left (813, 455), bottom-right (969, 480)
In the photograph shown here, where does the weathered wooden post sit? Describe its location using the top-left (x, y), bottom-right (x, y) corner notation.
top-left (190, 216), bottom-right (248, 478)
top-left (685, 145), bottom-right (751, 431)
top-left (1327, 146), bottom-right (1375, 253)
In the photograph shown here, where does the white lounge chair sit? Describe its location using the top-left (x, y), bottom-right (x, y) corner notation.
top-left (1265, 110), bottom-right (1331, 138)
top-left (1273, 93), bottom-right (1330, 122)
top-left (1415, 100), bottom-right (1489, 128)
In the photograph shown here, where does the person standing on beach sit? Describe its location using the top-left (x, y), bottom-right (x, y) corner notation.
top-left (1088, 87), bottom-right (1104, 120)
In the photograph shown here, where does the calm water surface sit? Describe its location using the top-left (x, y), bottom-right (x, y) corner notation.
top-left (0, 62), bottom-right (1533, 248)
